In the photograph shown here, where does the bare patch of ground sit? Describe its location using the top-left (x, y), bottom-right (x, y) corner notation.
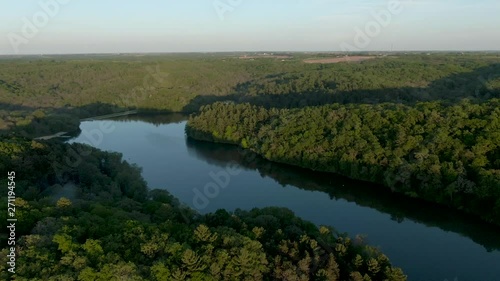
top-left (34, 131), bottom-right (68, 140)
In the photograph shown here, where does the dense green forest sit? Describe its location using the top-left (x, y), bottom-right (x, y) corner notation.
top-left (1, 53), bottom-right (499, 138)
top-left (186, 99), bottom-right (500, 225)
top-left (0, 138), bottom-right (406, 280)
top-left (185, 138), bottom-right (500, 253)
top-left (1, 53), bottom-right (500, 279)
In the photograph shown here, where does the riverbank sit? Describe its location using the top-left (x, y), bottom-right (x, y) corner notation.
top-left (79, 110), bottom-right (138, 121)
top-left (32, 110), bottom-right (142, 140)
top-left (186, 101), bottom-right (500, 227)
top-left (68, 115), bottom-right (500, 280)
top-left (34, 131), bottom-right (69, 140)
top-left (186, 129), bottom-right (500, 228)
top-left (0, 136), bottom-right (407, 281)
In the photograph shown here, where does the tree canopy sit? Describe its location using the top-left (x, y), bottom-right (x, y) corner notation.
top-left (0, 138), bottom-right (406, 280)
top-left (187, 99), bottom-right (500, 225)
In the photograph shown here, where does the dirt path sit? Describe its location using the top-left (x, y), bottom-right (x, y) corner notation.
top-left (35, 110), bottom-right (138, 140)
top-left (80, 110), bottom-right (138, 121)
top-left (34, 131), bottom-right (68, 140)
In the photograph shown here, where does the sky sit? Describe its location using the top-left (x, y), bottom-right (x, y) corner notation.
top-left (0, 0), bottom-right (499, 54)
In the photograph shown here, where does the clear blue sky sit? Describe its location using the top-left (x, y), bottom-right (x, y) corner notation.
top-left (1, 0), bottom-right (499, 54)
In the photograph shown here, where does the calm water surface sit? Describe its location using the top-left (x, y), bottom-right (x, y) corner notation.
top-left (69, 114), bottom-right (500, 281)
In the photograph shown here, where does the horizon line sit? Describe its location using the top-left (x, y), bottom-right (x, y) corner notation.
top-left (1, 50), bottom-right (500, 57)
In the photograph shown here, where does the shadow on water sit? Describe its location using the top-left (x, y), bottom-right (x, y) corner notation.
top-left (77, 111), bottom-right (500, 254)
top-left (110, 112), bottom-right (188, 125)
top-left (0, 101), bottom-right (179, 139)
top-left (185, 137), bottom-right (500, 253)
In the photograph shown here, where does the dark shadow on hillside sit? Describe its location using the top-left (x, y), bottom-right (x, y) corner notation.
top-left (0, 102), bottom-right (174, 139)
top-left (110, 112), bottom-right (187, 126)
top-left (182, 63), bottom-right (500, 112)
top-left (185, 137), bottom-right (500, 252)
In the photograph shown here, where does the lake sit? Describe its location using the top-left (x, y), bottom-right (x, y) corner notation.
top-left (69, 114), bottom-right (500, 281)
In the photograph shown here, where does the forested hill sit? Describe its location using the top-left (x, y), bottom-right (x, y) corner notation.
top-left (1, 54), bottom-right (499, 139)
top-left (186, 99), bottom-right (500, 225)
top-left (1, 53), bottom-right (499, 280)
top-left (0, 138), bottom-right (406, 280)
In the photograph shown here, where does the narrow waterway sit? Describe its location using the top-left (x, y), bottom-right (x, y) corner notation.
top-left (69, 114), bottom-right (500, 281)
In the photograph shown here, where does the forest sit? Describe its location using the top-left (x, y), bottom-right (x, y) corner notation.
top-left (185, 137), bottom-right (500, 253)
top-left (187, 99), bottom-right (500, 225)
top-left (0, 137), bottom-right (406, 280)
top-left (179, 53), bottom-right (500, 226)
top-left (1, 52), bottom-right (500, 279)
top-left (1, 53), bottom-right (499, 138)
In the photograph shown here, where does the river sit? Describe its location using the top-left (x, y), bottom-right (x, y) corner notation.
top-left (69, 114), bottom-right (500, 281)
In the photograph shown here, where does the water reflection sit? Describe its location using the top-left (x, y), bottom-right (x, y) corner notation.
top-left (114, 113), bottom-right (500, 252)
top-left (113, 113), bottom-right (188, 125)
top-left (71, 114), bottom-right (500, 281)
top-left (185, 138), bottom-right (500, 253)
